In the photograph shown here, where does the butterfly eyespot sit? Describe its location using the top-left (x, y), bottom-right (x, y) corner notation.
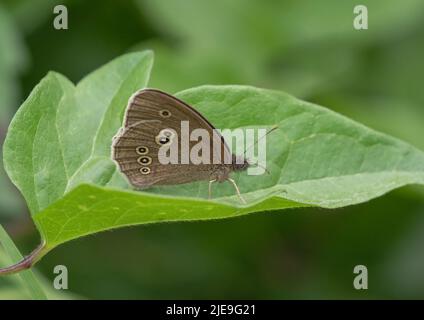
top-left (159, 110), bottom-right (171, 118)
top-left (155, 130), bottom-right (174, 145)
top-left (160, 129), bottom-right (174, 138)
top-left (137, 156), bottom-right (152, 165)
top-left (136, 146), bottom-right (149, 155)
top-left (140, 167), bottom-right (151, 175)
top-left (157, 136), bottom-right (170, 145)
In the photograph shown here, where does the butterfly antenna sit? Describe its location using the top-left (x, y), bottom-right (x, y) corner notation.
top-left (243, 124), bottom-right (279, 157)
top-left (249, 161), bottom-right (270, 175)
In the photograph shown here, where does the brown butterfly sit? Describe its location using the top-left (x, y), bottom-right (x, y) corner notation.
top-left (112, 89), bottom-right (251, 203)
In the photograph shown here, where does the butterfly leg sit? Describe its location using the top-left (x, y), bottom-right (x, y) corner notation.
top-left (227, 178), bottom-right (246, 204)
top-left (208, 179), bottom-right (216, 200)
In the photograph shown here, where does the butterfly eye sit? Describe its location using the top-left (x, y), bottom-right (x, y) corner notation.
top-left (137, 156), bottom-right (152, 165)
top-left (136, 146), bottom-right (149, 155)
top-left (159, 110), bottom-right (171, 118)
top-left (140, 167), bottom-right (151, 175)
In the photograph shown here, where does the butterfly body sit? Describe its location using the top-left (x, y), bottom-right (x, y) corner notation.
top-left (112, 89), bottom-right (249, 203)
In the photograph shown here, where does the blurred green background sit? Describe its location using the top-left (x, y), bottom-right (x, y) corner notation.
top-left (0, 0), bottom-right (424, 299)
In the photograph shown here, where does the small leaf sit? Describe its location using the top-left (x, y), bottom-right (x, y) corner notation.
top-left (0, 225), bottom-right (47, 299)
top-left (2, 52), bottom-right (424, 272)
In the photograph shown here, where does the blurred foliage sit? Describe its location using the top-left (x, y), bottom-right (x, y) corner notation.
top-left (0, 0), bottom-right (423, 299)
top-left (0, 4), bottom-right (26, 219)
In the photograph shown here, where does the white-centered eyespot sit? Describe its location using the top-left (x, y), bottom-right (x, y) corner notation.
top-left (155, 129), bottom-right (175, 146)
top-left (136, 146), bottom-right (149, 155)
top-left (161, 129), bottom-right (174, 138)
top-left (140, 167), bottom-right (151, 175)
top-left (156, 136), bottom-right (171, 145)
top-left (137, 156), bottom-right (152, 165)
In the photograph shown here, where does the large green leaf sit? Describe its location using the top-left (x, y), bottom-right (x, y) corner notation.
top-left (34, 185), bottom-right (301, 249)
top-left (2, 51), bottom-right (424, 272)
top-left (3, 51), bottom-right (154, 215)
top-left (156, 86), bottom-right (424, 206)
